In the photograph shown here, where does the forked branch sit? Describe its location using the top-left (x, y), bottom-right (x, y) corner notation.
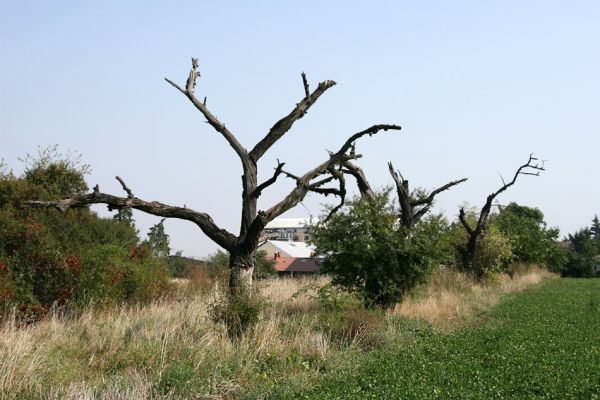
top-left (253, 160), bottom-right (286, 198)
top-left (387, 161), bottom-right (467, 227)
top-left (250, 73), bottom-right (337, 161)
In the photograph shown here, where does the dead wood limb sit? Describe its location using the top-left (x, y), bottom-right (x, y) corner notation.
top-left (249, 75), bottom-right (337, 161)
top-left (25, 178), bottom-right (237, 251)
top-left (253, 160), bottom-right (285, 198)
top-left (458, 154), bottom-right (545, 276)
top-left (165, 59), bottom-right (248, 162)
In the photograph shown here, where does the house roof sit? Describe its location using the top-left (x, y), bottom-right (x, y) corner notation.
top-left (259, 240), bottom-right (316, 258)
top-left (264, 217), bottom-right (315, 229)
top-left (273, 257), bottom-right (320, 273)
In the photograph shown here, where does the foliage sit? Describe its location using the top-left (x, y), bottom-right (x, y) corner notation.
top-left (563, 228), bottom-right (597, 277)
top-left (268, 279), bottom-right (600, 399)
top-left (113, 206), bottom-right (134, 226)
top-left (311, 190), bottom-right (436, 308)
top-left (205, 249), bottom-right (276, 281)
top-left (495, 202), bottom-right (565, 271)
top-left (412, 213), bottom-right (456, 266)
top-left (0, 147), bottom-right (172, 319)
top-left (144, 218), bottom-right (170, 258)
top-left (470, 224), bottom-right (514, 278)
top-left (254, 250), bottom-right (277, 280)
top-left (453, 209), bottom-right (513, 278)
top-left (209, 285), bottom-right (264, 340)
top-left (167, 250), bottom-right (210, 279)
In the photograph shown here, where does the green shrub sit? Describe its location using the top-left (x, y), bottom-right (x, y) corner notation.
top-left (471, 224), bottom-right (514, 278)
top-left (209, 286), bottom-right (264, 339)
top-left (311, 190), bottom-right (437, 309)
top-left (0, 147), bottom-right (172, 320)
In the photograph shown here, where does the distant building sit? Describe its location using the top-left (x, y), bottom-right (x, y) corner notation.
top-left (260, 217), bottom-right (315, 242)
top-left (258, 240), bottom-right (321, 276)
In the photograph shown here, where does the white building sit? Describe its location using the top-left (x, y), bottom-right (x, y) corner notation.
top-left (260, 217), bottom-right (316, 242)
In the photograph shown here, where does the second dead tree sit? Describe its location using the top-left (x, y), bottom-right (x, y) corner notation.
top-left (457, 154), bottom-right (545, 279)
top-left (342, 160), bottom-right (467, 229)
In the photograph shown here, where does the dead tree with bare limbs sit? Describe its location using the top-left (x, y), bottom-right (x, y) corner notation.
top-left (341, 160), bottom-right (467, 229)
top-left (387, 162), bottom-right (467, 229)
top-left (457, 154), bottom-right (545, 279)
top-left (25, 58), bottom-right (401, 292)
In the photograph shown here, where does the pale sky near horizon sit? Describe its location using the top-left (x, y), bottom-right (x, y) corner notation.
top-left (1, 1), bottom-right (599, 258)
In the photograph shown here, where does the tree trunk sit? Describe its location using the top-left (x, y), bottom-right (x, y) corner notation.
top-left (228, 249), bottom-right (255, 291)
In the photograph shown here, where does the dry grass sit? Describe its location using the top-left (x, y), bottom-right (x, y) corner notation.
top-left (0, 278), bottom-right (330, 399)
top-left (394, 265), bottom-right (557, 331)
top-left (0, 268), bottom-right (554, 399)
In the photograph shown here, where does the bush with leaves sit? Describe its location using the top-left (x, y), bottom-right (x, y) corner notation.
top-left (310, 190), bottom-right (437, 309)
top-left (563, 228), bottom-right (597, 277)
top-left (0, 147), bottom-right (172, 319)
top-left (209, 285), bottom-right (264, 339)
top-left (495, 202), bottom-right (565, 271)
top-left (450, 207), bottom-right (514, 278)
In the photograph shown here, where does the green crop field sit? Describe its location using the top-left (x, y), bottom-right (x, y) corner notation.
top-left (262, 279), bottom-right (600, 399)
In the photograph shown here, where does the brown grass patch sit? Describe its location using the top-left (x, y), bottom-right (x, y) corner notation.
top-left (393, 265), bottom-right (556, 331)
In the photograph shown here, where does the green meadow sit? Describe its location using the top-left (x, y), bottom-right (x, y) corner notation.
top-left (263, 278), bottom-right (600, 399)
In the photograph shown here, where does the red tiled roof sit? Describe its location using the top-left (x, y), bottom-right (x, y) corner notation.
top-left (272, 257), bottom-right (320, 273)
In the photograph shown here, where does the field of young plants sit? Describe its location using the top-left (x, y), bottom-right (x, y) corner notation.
top-left (264, 278), bottom-right (600, 399)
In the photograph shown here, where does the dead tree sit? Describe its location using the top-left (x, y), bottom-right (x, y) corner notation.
top-left (25, 58), bottom-right (401, 291)
top-left (342, 160), bottom-right (467, 228)
top-left (387, 162), bottom-right (467, 229)
top-left (457, 154), bottom-right (545, 278)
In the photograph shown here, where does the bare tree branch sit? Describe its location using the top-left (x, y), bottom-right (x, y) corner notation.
top-left (165, 59), bottom-right (248, 162)
top-left (249, 77), bottom-right (337, 161)
top-left (253, 160), bottom-right (285, 198)
top-left (301, 72), bottom-right (310, 98)
top-left (25, 178), bottom-right (237, 251)
top-left (263, 124), bottom-right (400, 222)
top-left (115, 176), bottom-right (134, 198)
top-left (386, 161), bottom-right (467, 228)
top-left (458, 207), bottom-right (474, 236)
top-left (412, 177), bottom-right (468, 207)
top-left (322, 168), bottom-right (346, 222)
top-left (342, 160), bottom-right (375, 200)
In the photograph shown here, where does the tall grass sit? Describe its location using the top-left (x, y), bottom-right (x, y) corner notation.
top-left (0, 268), bottom-right (554, 399)
top-left (394, 264), bottom-right (556, 331)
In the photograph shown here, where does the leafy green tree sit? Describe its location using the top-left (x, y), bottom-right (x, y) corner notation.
top-left (113, 207), bottom-right (134, 225)
top-left (0, 147), bottom-right (171, 318)
top-left (144, 218), bottom-right (170, 258)
top-left (311, 190), bottom-right (436, 309)
top-left (589, 215), bottom-right (600, 253)
top-left (563, 228), bottom-right (597, 277)
top-left (254, 250), bottom-right (277, 280)
top-left (495, 202), bottom-right (564, 270)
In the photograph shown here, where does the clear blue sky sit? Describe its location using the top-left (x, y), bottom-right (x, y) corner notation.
top-left (2, 1), bottom-right (599, 258)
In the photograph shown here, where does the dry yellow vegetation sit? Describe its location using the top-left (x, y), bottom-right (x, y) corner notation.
top-left (0, 268), bottom-right (554, 399)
